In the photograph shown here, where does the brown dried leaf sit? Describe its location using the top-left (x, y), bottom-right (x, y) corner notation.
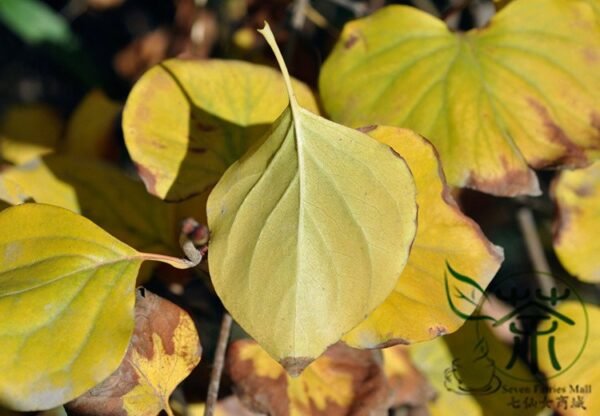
top-left (227, 340), bottom-right (391, 416)
top-left (67, 289), bottom-right (201, 416)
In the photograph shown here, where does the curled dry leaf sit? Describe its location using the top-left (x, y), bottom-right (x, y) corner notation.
top-left (343, 127), bottom-right (503, 349)
top-left (207, 26), bottom-right (417, 371)
top-left (67, 289), bottom-right (202, 416)
top-left (227, 340), bottom-right (391, 416)
top-left (552, 161), bottom-right (600, 282)
top-left (320, 0), bottom-right (600, 196)
top-left (123, 57), bottom-right (319, 201)
top-left (0, 204), bottom-right (196, 411)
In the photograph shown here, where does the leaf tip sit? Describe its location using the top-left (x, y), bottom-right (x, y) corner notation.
top-left (279, 356), bottom-right (313, 377)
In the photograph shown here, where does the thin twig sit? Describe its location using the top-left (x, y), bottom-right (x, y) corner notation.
top-left (286, 0), bottom-right (310, 62)
top-left (516, 207), bottom-right (554, 295)
top-left (204, 313), bottom-right (233, 416)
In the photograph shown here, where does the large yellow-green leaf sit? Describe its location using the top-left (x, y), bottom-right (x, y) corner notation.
top-left (0, 104), bottom-right (63, 164)
top-left (67, 289), bottom-right (202, 416)
top-left (320, 0), bottom-right (600, 196)
top-left (123, 58), bottom-right (319, 201)
top-left (227, 340), bottom-right (391, 415)
top-left (0, 156), bottom-right (173, 255)
top-left (0, 204), bottom-right (197, 410)
top-left (552, 161), bottom-right (600, 282)
top-left (343, 127), bottom-right (503, 348)
top-left (538, 302), bottom-right (597, 415)
top-left (207, 25), bottom-right (417, 372)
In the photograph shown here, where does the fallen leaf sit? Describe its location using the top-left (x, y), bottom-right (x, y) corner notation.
top-left (66, 289), bottom-right (202, 416)
top-left (228, 340), bottom-right (391, 416)
top-left (122, 58), bottom-right (319, 201)
top-left (343, 127), bottom-right (502, 348)
top-left (552, 161), bottom-right (600, 282)
top-left (320, 0), bottom-right (600, 196)
top-left (0, 204), bottom-right (197, 410)
top-left (207, 25), bottom-right (417, 371)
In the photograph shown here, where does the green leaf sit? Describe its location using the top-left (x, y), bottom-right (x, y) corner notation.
top-left (0, 0), bottom-right (78, 47)
top-left (0, 204), bottom-right (196, 411)
top-left (320, 0), bottom-right (600, 196)
top-left (207, 24), bottom-right (417, 373)
top-left (123, 59), bottom-right (319, 201)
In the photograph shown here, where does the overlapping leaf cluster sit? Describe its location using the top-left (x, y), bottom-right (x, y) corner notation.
top-left (0, 0), bottom-right (599, 414)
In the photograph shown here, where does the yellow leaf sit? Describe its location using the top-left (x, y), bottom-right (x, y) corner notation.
top-left (381, 346), bottom-right (435, 411)
top-left (401, 318), bottom-right (544, 416)
top-left (538, 302), bottom-right (597, 415)
top-left (0, 156), bottom-right (174, 255)
top-left (320, 0), bottom-right (600, 196)
top-left (207, 24), bottom-right (417, 371)
top-left (64, 89), bottom-right (121, 158)
top-left (0, 104), bottom-right (63, 164)
top-left (343, 127), bottom-right (503, 348)
top-left (0, 204), bottom-right (197, 410)
top-left (66, 289), bottom-right (202, 416)
top-left (227, 340), bottom-right (391, 415)
top-left (123, 58), bottom-right (319, 201)
top-left (552, 161), bottom-right (600, 282)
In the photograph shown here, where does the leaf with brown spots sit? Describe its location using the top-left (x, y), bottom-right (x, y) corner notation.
top-left (342, 127), bottom-right (503, 349)
top-left (227, 340), bottom-right (391, 416)
top-left (552, 161), bottom-right (600, 282)
top-left (320, 0), bottom-right (600, 196)
top-left (67, 289), bottom-right (202, 416)
top-left (123, 58), bottom-right (319, 201)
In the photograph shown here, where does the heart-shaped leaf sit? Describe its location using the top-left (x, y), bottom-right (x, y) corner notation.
top-left (552, 161), bottom-right (600, 282)
top-left (343, 127), bottom-right (502, 348)
top-left (207, 25), bottom-right (417, 372)
top-left (320, 0), bottom-right (600, 196)
top-left (66, 289), bottom-right (202, 416)
top-left (227, 340), bottom-right (391, 415)
top-left (123, 58), bottom-right (319, 201)
top-left (0, 204), bottom-right (197, 410)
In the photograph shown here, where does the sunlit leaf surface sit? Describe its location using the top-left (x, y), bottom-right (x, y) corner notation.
top-left (553, 161), bottom-right (600, 282)
top-left (123, 58), bottom-right (319, 201)
top-left (344, 127), bottom-right (502, 348)
top-left (320, 0), bottom-right (600, 196)
top-left (207, 25), bottom-right (417, 371)
top-left (0, 204), bottom-right (196, 410)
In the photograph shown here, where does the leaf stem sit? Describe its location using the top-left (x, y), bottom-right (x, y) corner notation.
top-left (204, 313), bottom-right (233, 416)
top-left (516, 207), bottom-right (553, 295)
